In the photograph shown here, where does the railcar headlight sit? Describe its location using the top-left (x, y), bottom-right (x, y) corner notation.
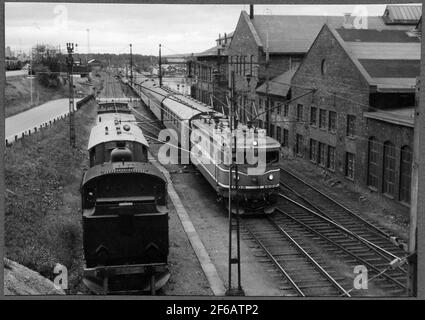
top-left (253, 140), bottom-right (258, 146)
top-left (233, 175), bottom-right (240, 181)
top-left (268, 174), bottom-right (274, 181)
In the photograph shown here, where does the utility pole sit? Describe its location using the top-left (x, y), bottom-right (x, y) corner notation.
top-left (265, 32), bottom-right (270, 135)
top-left (408, 77), bottom-right (422, 296)
top-left (130, 43), bottom-right (133, 86)
top-left (159, 44), bottom-right (162, 87)
top-left (225, 66), bottom-right (244, 296)
top-left (86, 29), bottom-right (90, 63)
top-left (66, 42), bottom-right (76, 147)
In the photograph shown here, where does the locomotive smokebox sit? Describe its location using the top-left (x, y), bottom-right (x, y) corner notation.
top-left (111, 147), bottom-right (133, 163)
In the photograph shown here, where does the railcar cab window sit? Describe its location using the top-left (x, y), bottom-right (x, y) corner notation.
top-left (89, 141), bottom-right (147, 167)
top-left (266, 150), bottom-right (279, 164)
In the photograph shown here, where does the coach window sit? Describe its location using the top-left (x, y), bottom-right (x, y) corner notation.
top-left (399, 145), bottom-right (412, 203)
top-left (383, 141), bottom-right (396, 197)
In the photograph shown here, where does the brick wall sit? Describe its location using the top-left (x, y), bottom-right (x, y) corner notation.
top-left (365, 118), bottom-right (413, 203)
top-left (290, 25), bottom-right (371, 184)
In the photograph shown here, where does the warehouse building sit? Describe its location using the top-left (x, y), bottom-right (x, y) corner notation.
top-left (286, 25), bottom-right (420, 205)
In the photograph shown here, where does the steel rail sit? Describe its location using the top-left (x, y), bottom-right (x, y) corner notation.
top-left (279, 182), bottom-right (402, 262)
top-left (280, 167), bottom-right (396, 241)
top-left (242, 223), bottom-right (306, 297)
top-left (278, 191), bottom-right (406, 274)
top-left (279, 170), bottom-right (404, 261)
top-left (274, 203), bottom-right (407, 290)
top-left (267, 217), bottom-right (351, 297)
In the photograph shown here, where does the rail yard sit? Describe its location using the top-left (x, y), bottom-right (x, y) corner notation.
top-left (4, 3), bottom-right (421, 300)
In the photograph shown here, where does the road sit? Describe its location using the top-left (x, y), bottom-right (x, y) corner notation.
top-left (5, 98), bottom-right (81, 142)
top-left (6, 70), bottom-right (28, 78)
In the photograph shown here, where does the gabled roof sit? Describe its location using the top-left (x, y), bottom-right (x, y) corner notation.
top-left (382, 4), bottom-right (422, 25)
top-left (236, 10), bottom-right (417, 54)
top-left (330, 26), bottom-right (420, 92)
top-left (256, 68), bottom-right (297, 97)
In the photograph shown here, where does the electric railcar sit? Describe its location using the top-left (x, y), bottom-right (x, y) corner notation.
top-left (136, 79), bottom-right (281, 214)
top-left (81, 119), bottom-right (169, 294)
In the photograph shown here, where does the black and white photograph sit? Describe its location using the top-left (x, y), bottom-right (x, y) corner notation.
top-left (2, 1), bottom-right (424, 302)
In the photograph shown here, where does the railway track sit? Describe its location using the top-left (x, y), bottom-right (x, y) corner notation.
top-left (242, 216), bottom-right (350, 297)
top-left (279, 167), bottom-right (407, 260)
top-left (275, 168), bottom-right (408, 296)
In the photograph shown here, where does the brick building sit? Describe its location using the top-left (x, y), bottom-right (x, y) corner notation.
top-left (255, 69), bottom-right (296, 145)
top-left (363, 108), bottom-right (414, 204)
top-left (226, 5), bottom-right (420, 130)
top-left (286, 25), bottom-right (420, 205)
top-left (189, 32), bottom-right (233, 112)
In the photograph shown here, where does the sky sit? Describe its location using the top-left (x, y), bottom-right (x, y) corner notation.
top-left (5, 2), bottom-right (403, 56)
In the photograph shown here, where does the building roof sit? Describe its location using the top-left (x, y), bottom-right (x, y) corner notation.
top-left (364, 107), bottom-right (415, 127)
top-left (382, 5), bottom-right (422, 25)
top-left (256, 68), bottom-right (297, 97)
top-left (196, 31), bottom-right (234, 57)
top-left (195, 46), bottom-right (220, 57)
top-left (239, 10), bottom-right (416, 55)
top-left (331, 27), bottom-right (420, 92)
top-left (87, 59), bottom-right (101, 65)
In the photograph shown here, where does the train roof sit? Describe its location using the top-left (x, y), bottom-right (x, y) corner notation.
top-left (141, 79), bottom-right (216, 120)
top-left (192, 116), bottom-right (281, 149)
top-left (88, 120), bottom-right (149, 150)
top-left (82, 161), bottom-right (165, 185)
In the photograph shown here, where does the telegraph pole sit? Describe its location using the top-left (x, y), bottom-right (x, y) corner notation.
top-left (159, 44), bottom-right (162, 87)
top-left (130, 43), bottom-right (133, 86)
top-left (66, 43), bottom-right (76, 147)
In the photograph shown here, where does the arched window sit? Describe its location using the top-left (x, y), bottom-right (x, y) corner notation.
top-left (367, 137), bottom-right (379, 189)
top-left (399, 145), bottom-right (412, 203)
top-left (383, 141), bottom-right (396, 197)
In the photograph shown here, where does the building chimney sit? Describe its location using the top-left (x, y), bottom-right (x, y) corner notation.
top-left (250, 4), bottom-right (254, 19)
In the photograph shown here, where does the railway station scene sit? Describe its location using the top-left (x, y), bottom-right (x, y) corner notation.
top-left (3, 2), bottom-right (424, 299)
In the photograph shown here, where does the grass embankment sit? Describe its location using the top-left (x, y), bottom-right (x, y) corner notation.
top-left (5, 99), bottom-right (97, 294)
top-left (5, 76), bottom-right (96, 118)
